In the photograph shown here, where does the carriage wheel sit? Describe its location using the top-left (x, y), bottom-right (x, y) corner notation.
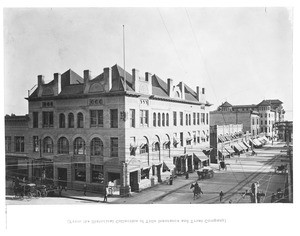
top-left (27, 192), bottom-right (33, 198)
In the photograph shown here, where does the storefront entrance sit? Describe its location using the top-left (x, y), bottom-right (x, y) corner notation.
top-left (130, 171), bottom-right (139, 192)
top-left (58, 168), bottom-right (67, 187)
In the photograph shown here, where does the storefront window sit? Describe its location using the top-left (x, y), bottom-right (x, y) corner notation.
top-left (91, 164), bottom-right (104, 183)
top-left (74, 163), bottom-right (86, 181)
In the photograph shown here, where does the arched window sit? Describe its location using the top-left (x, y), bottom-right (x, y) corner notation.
top-left (189, 114), bottom-right (191, 125)
top-left (74, 137), bottom-right (85, 155)
top-left (166, 113), bottom-right (169, 126)
top-left (90, 137), bottom-right (104, 156)
top-left (43, 137), bottom-right (53, 153)
top-left (162, 113), bottom-right (165, 126)
top-left (59, 113), bottom-right (65, 128)
top-left (77, 112), bottom-right (84, 128)
top-left (186, 114), bottom-right (188, 125)
top-left (153, 113), bottom-right (156, 127)
top-left (58, 137), bottom-right (69, 154)
top-left (68, 113), bottom-right (74, 128)
top-left (158, 113), bottom-right (161, 127)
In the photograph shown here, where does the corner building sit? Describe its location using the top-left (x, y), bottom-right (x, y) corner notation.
top-left (26, 65), bottom-right (211, 195)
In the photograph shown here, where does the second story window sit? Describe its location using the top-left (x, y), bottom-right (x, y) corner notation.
top-left (197, 113), bottom-right (200, 125)
top-left (110, 138), bottom-right (118, 157)
top-left (15, 136), bottom-right (25, 152)
top-left (186, 114), bottom-right (188, 125)
top-left (43, 111), bottom-right (53, 128)
top-left (189, 114), bottom-right (191, 126)
top-left (166, 113), bottom-right (169, 126)
top-left (90, 138), bottom-right (103, 156)
top-left (77, 112), bottom-right (84, 128)
top-left (158, 113), bottom-right (161, 127)
top-left (162, 113), bottom-right (165, 126)
top-left (193, 113), bottom-right (196, 125)
top-left (140, 110), bottom-right (149, 126)
top-left (153, 113), bottom-right (156, 127)
top-left (33, 112), bottom-right (38, 128)
top-left (180, 112), bottom-right (183, 126)
top-left (74, 137), bottom-right (85, 155)
top-left (201, 113), bottom-right (205, 124)
top-left (43, 137), bottom-right (53, 153)
top-left (110, 109), bottom-right (118, 128)
top-left (68, 113), bottom-right (74, 128)
top-left (33, 136), bottom-right (39, 152)
top-left (173, 111), bottom-right (177, 126)
top-left (59, 113), bottom-right (65, 128)
top-left (58, 137), bottom-right (69, 154)
top-left (129, 109), bottom-right (135, 128)
top-left (90, 110), bottom-right (103, 127)
top-left (5, 136), bottom-right (11, 153)
top-left (206, 113), bottom-right (209, 125)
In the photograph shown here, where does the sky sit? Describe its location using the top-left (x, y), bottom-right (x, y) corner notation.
top-left (3, 7), bottom-right (293, 120)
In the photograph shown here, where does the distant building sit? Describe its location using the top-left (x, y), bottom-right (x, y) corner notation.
top-left (5, 114), bottom-right (30, 180)
top-left (5, 64), bottom-right (211, 195)
top-left (210, 99), bottom-right (285, 139)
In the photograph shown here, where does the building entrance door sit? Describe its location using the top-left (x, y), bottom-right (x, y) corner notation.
top-left (58, 168), bottom-right (67, 187)
top-left (130, 171), bottom-right (139, 192)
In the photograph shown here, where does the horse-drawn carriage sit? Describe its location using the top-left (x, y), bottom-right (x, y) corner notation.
top-left (197, 166), bottom-right (214, 180)
top-left (14, 183), bottom-right (41, 198)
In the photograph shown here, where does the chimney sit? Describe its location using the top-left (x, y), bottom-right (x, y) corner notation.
top-left (179, 82), bottom-right (185, 100)
top-left (196, 86), bottom-right (200, 101)
top-left (38, 75), bottom-right (45, 86)
top-left (145, 72), bottom-right (152, 95)
top-left (132, 69), bottom-right (139, 91)
top-left (84, 70), bottom-right (92, 83)
top-left (103, 67), bottom-right (112, 92)
top-left (167, 78), bottom-right (173, 97)
top-left (200, 87), bottom-right (206, 103)
top-left (54, 73), bottom-right (61, 95)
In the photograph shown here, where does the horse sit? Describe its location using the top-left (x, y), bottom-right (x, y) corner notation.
top-left (190, 182), bottom-right (203, 200)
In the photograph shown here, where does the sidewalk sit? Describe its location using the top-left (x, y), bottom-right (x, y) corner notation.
top-left (60, 171), bottom-right (203, 204)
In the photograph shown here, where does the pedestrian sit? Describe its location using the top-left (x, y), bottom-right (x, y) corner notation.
top-left (271, 193), bottom-right (276, 203)
top-left (169, 176), bottom-right (173, 185)
top-left (58, 185), bottom-right (62, 197)
top-left (185, 172), bottom-right (189, 179)
top-left (229, 199), bottom-right (232, 204)
top-left (219, 191), bottom-right (224, 202)
top-left (103, 186), bottom-right (108, 202)
top-left (83, 184), bottom-right (87, 196)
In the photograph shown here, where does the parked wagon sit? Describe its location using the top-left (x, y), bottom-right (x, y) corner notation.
top-left (197, 167), bottom-right (214, 180)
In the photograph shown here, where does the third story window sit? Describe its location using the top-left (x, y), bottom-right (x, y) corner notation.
top-left (110, 109), bottom-right (118, 128)
top-left (90, 110), bottom-right (103, 127)
top-left (43, 111), bottom-right (53, 128)
top-left (110, 138), bottom-right (118, 157)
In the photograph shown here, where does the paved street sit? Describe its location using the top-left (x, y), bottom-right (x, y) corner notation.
top-left (5, 142), bottom-right (289, 205)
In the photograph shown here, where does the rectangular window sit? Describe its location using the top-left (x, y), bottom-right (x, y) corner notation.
top-left (201, 113), bottom-right (205, 124)
top-left (180, 112), bottom-right (183, 126)
top-left (206, 113), bottom-right (209, 125)
top-left (180, 132), bottom-right (183, 147)
top-left (33, 112), bottom-right (38, 128)
top-left (140, 110), bottom-right (149, 126)
top-left (33, 136), bottom-right (39, 152)
top-left (74, 163), bottom-right (86, 182)
top-left (110, 138), bottom-right (118, 157)
top-left (197, 113), bottom-right (200, 125)
top-left (15, 136), bottom-right (25, 152)
top-left (129, 109), bottom-right (135, 128)
top-left (5, 136), bottom-right (11, 153)
top-left (91, 164), bottom-right (104, 183)
top-left (265, 127), bottom-right (268, 133)
top-left (42, 111), bottom-right (53, 128)
top-left (193, 131), bottom-right (197, 144)
top-left (265, 121), bottom-right (267, 125)
top-left (90, 110), bottom-right (103, 127)
top-left (193, 113), bottom-right (196, 125)
top-left (110, 109), bottom-right (118, 128)
top-left (173, 111), bottom-right (177, 126)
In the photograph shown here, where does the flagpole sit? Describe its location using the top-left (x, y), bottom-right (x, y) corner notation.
top-left (123, 25), bottom-right (126, 91)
